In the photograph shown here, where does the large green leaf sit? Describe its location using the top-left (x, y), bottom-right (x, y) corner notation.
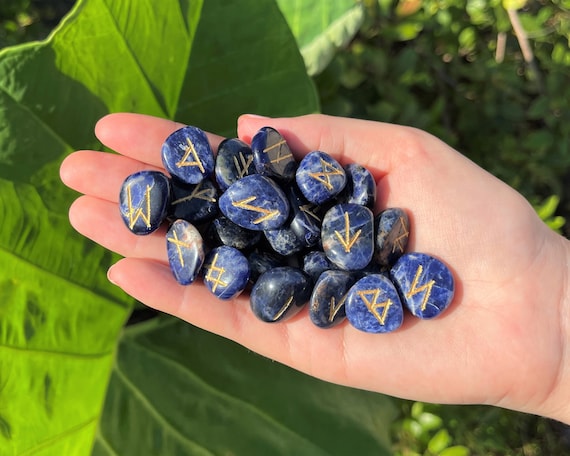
top-left (276, 0), bottom-right (365, 75)
top-left (93, 317), bottom-right (396, 455)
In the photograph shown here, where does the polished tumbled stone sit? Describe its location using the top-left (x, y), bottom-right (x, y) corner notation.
top-left (345, 274), bottom-right (404, 333)
top-left (168, 178), bottom-right (219, 224)
top-left (343, 163), bottom-right (376, 209)
top-left (205, 216), bottom-right (261, 250)
top-left (250, 267), bottom-right (312, 322)
top-left (374, 208), bottom-right (410, 267)
top-left (215, 138), bottom-right (255, 191)
top-left (264, 225), bottom-right (305, 256)
top-left (166, 220), bottom-right (205, 285)
top-left (119, 170), bottom-right (170, 235)
top-left (310, 270), bottom-right (356, 328)
top-left (202, 246), bottom-right (250, 300)
top-left (390, 253), bottom-right (454, 319)
top-left (296, 151), bottom-right (346, 205)
top-left (302, 250), bottom-right (336, 283)
top-left (285, 184), bottom-right (322, 247)
top-left (218, 174), bottom-right (289, 231)
top-left (161, 125), bottom-right (215, 184)
top-left (251, 126), bottom-right (296, 182)
top-left (321, 203), bottom-right (374, 270)
top-left (247, 250), bottom-right (284, 283)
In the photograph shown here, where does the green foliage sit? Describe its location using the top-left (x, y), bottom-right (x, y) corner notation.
top-left (0, 0), bottom-right (396, 454)
top-left (315, 0), bottom-right (570, 202)
top-left (535, 194), bottom-right (566, 232)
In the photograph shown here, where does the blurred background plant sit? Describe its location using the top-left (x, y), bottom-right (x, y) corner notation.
top-left (2, 0), bottom-right (569, 454)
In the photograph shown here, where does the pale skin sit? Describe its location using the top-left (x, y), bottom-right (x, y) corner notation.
top-left (60, 113), bottom-right (570, 424)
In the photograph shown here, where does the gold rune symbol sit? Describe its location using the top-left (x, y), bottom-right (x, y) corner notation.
top-left (176, 137), bottom-right (205, 172)
top-left (171, 180), bottom-right (217, 205)
top-left (300, 203), bottom-right (321, 222)
top-left (392, 217), bottom-right (409, 253)
top-left (232, 196), bottom-right (280, 224)
top-left (328, 295), bottom-right (347, 322)
top-left (204, 253), bottom-right (228, 292)
top-left (334, 211), bottom-right (362, 253)
top-left (126, 184), bottom-right (152, 230)
top-left (263, 140), bottom-right (292, 164)
top-left (308, 158), bottom-right (344, 190)
top-left (233, 152), bottom-right (253, 178)
top-left (357, 289), bottom-right (393, 325)
top-left (406, 265), bottom-right (435, 311)
top-left (167, 230), bottom-right (193, 267)
top-left (272, 295), bottom-right (294, 321)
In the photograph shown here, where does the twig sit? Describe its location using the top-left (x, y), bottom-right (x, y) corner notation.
top-left (496, 31), bottom-right (506, 63)
top-left (507, 8), bottom-right (543, 90)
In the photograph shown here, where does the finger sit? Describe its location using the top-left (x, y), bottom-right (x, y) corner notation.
top-left (69, 195), bottom-right (168, 261)
top-left (95, 113), bottom-right (225, 167)
top-left (237, 113), bottom-right (431, 178)
top-left (60, 151), bottom-right (165, 202)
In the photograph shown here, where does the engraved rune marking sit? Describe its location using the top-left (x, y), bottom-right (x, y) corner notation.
top-left (308, 158), bottom-right (344, 190)
top-left (357, 289), bottom-right (393, 325)
top-left (233, 152), bottom-right (253, 179)
top-left (300, 203), bottom-right (321, 222)
top-left (171, 180), bottom-right (217, 205)
top-left (232, 196), bottom-right (280, 224)
top-left (406, 265), bottom-right (435, 311)
top-left (273, 295), bottom-right (294, 321)
top-left (205, 253), bottom-right (228, 292)
top-left (176, 137), bottom-right (205, 172)
top-left (126, 184), bottom-right (152, 230)
top-left (263, 140), bottom-right (292, 164)
top-left (328, 295), bottom-right (347, 322)
top-left (167, 230), bottom-right (192, 267)
top-left (392, 217), bottom-right (409, 253)
top-left (334, 211), bottom-right (362, 253)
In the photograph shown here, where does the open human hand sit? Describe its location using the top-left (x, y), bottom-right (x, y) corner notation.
top-left (60, 113), bottom-right (570, 424)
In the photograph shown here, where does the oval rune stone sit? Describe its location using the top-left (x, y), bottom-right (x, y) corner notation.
top-left (250, 267), bottom-right (312, 323)
top-left (302, 251), bottom-right (336, 283)
top-left (390, 253), bottom-right (454, 319)
top-left (251, 126), bottom-right (296, 182)
top-left (285, 184), bottom-right (322, 248)
top-left (119, 170), bottom-right (170, 235)
top-left (215, 138), bottom-right (255, 191)
top-left (205, 216), bottom-right (261, 250)
top-left (202, 246), bottom-right (250, 300)
top-left (309, 270), bottom-right (356, 329)
top-left (218, 174), bottom-right (290, 231)
top-left (168, 178), bottom-right (219, 224)
top-left (296, 151), bottom-right (346, 204)
top-left (161, 125), bottom-right (215, 184)
top-left (343, 163), bottom-right (376, 209)
top-left (374, 208), bottom-right (410, 267)
top-left (345, 274), bottom-right (404, 333)
top-left (264, 225), bottom-right (305, 256)
top-left (321, 203), bottom-right (374, 271)
top-left (166, 220), bottom-right (205, 285)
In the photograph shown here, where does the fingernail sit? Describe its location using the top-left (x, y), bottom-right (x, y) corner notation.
top-left (107, 265), bottom-right (118, 286)
top-left (242, 113), bottom-right (269, 119)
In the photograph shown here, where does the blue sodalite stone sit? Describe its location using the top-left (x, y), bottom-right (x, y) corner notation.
top-left (248, 250), bottom-right (285, 283)
top-left (285, 184), bottom-right (322, 247)
top-left (251, 126), bottom-right (296, 182)
top-left (345, 274), bottom-right (404, 333)
top-left (166, 220), bottom-right (205, 285)
top-left (375, 208), bottom-right (410, 267)
top-left (302, 251), bottom-right (336, 283)
top-left (296, 151), bottom-right (346, 204)
top-left (309, 270), bottom-right (356, 328)
top-left (161, 126), bottom-right (215, 184)
top-left (119, 170), bottom-right (170, 235)
top-left (321, 203), bottom-right (374, 271)
top-left (215, 138), bottom-right (256, 191)
top-left (202, 246), bottom-right (250, 300)
top-left (250, 267), bottom-right (312, 322)
top-left (264, 226), bottom-right (305, 256)
top-left (343, 163), bottom-right (376, 209)
top-left (168, 178), bottom-right (219, 224)
top-left (205, 216), bottom-right (261, 250)
top-left (390, 253), bottom-right (454, 319)
top-left (218, 174), bottom-right (290, 231)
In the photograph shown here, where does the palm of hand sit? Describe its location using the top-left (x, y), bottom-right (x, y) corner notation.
top-left (60, 113), bottom-right (568, 420)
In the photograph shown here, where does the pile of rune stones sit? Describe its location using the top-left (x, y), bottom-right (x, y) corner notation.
top-left (118, 125), bottom-right (455, 333)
